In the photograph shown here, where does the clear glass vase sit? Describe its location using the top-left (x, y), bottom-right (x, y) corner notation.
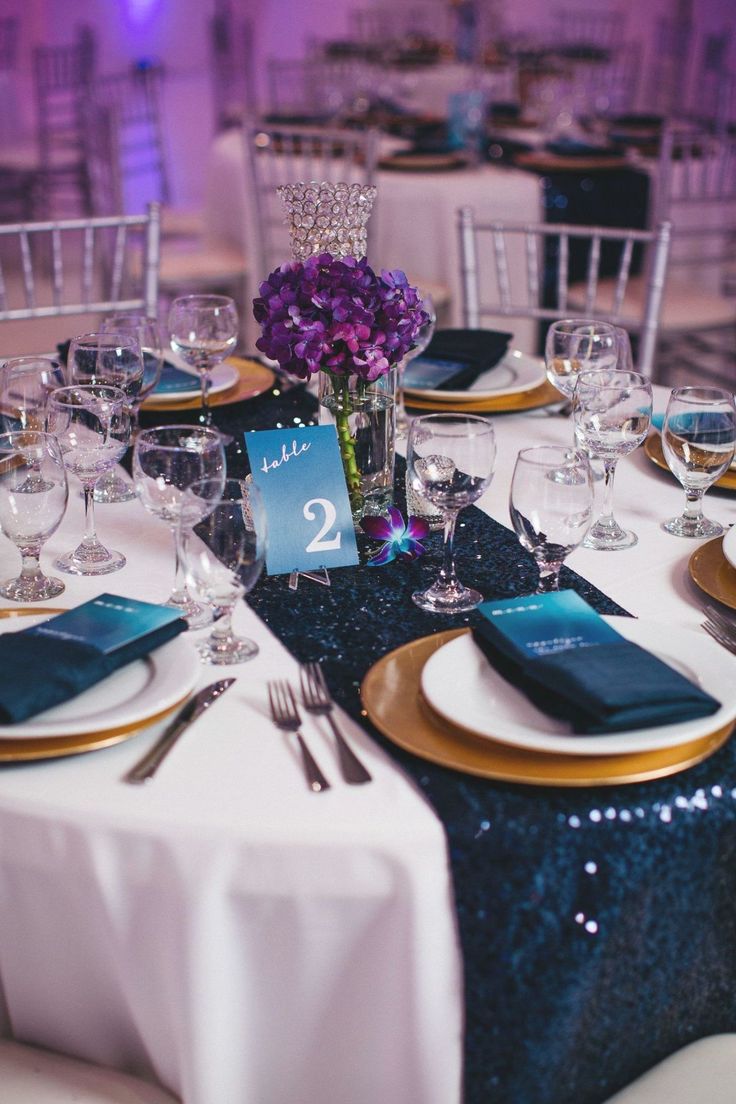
top-left (318, 369), bottom-right (397, 523)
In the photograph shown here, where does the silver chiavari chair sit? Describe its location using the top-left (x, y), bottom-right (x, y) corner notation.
top-left (457, 208), bottom-right (672, 378)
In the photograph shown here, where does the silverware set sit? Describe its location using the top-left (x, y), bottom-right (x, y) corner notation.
top-left (268, 663), bottom-right (372, 792)
top-left (702, 604), bottom-right (736, 655)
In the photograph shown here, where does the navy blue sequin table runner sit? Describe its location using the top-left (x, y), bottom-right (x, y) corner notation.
top-left (147, 381), bottom-right (736, 1104)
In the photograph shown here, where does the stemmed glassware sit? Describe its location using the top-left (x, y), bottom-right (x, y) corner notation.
top-left (573, 368), bottom-right (652, 550)
top-left (168, 294), bottom-right (238, 426)
top-left (661, 386), bottom-right (736, 538)
top-left (509, 446), bottom-right (593, 591)
top-left (101, 313), bottom-right (164, 426)
top-left (67, 332), bottom-right (144, 505)
top-left (407, 413), bottom-right (496, 613)
top-left (182, 478), bottom-right (267, 663)
top-left (0, 356), bottom-right (68, 433)
top-left (132, 425), bottom-right (226, 624)
top-left (544, 319), bottom-right (618, 403)
top-left (396, 293), bottom-right (436, 436)
top-left (0, 430), bottom-right (69, 601)
top-left (46, 385), bottom-right (131, 575)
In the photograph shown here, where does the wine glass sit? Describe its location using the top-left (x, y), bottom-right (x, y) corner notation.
top-left (132, 425), bottom-right (226, 624)
top-left (661, 386), bottom-right (736, 538)
top-left (46, 385), bottom-right (131, 575)
top-left (396, 293), bottom-right (436, 436)
top-left (101, 312), bottom-right (164, 427)
top-left (68, 331), bottom-right (144, 504)
top-left (0, 430), bottom-right (68, 601)
top-left (573, 368), bottom-right (652, 550)
top-left (0, 356), bottom-right (68, 433)
top-left (510, 446), bottom-right (593, 591)
top-left (168, 294), bottom-right (238, 426)
top-left (407, 413), bottom-right (496, 613)
top-left (544, 319), bottom-right (618, 402)
top-left (182, 478), bottom-right (267, 664)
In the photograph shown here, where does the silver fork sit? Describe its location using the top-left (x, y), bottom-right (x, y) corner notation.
top-left (703, 604), bottom-right (736, 639)
top-left (267, 680), bottom-right (331, 793)
top-left (300, 662), bottom-right (372, 785)
top-left (702, 618), bottom-right (736, 656)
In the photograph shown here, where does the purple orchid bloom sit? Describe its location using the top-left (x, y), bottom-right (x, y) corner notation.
top-left (360, 507), bottom-right (430, 566)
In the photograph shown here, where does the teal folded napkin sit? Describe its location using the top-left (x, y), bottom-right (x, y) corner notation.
top-left (0, 595), bottom-right (187, 725)
top-left (150, 361), bottom-right (201, 395)
top-left (472, 592), bottom-right (720, 734)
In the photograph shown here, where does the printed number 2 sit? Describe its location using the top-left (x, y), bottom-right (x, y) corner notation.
top-left (304, 498), bottom-right (341, 553)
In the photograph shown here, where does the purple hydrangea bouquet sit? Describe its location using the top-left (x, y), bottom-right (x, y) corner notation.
top-left (253, 251), bottom-right (429, 518)
top-left (252, 180), bottom-right (429, 520)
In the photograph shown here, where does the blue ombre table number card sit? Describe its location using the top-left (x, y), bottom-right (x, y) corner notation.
top-left (244, 426), bottom-right (359, 576)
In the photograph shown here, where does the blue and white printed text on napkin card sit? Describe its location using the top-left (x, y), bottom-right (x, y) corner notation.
top-left (245, 425), bottom-right (359, 576)
top-left (478, 590), bottom-right (621, 660)
top-left (28, 594), bottom-right (185, 654)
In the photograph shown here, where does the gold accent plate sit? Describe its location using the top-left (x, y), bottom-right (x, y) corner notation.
top-left (644, 432), bottom-right (736, 492)
top-left (0, 607), bottom-right (186, 762)
top-left (405, 378), bottom-right (561, 414)
top-left (361, 628), bottom-right (733, 787)
top-left (514, 151), bottom-right (629, 172)
top-left (689, 536), bottom-right (736, 611)
top-left (142, 357), bottom-right (274, 413)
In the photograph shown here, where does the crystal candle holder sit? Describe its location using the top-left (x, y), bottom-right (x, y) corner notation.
top-left (277, 181), bottom-right (377, 261)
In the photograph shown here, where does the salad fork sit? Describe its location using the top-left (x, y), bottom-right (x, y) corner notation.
top-left (300, 662), bottom-right (372, 784)
top-left (267, 680), bottom-right (330, 793)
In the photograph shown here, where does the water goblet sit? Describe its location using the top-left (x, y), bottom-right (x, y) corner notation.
top-left (168, 294), bottom-right (238, 426)
top-left (573, 368), bottom-right (652, 550)
top-left (0, 430), bottom-right (68, 601)
top-left (0, 356), bottom-right (68, 434)
top-left (46, 385), bottom-right (131, 575)
top-left (132, 425), bottom-right (226, 625)
top-left (182, 478), bottom-right (267, 664)
top-left (407, 413), bottom-right (496, 613)
top-left (661, 386), bottom-right (736, 538)
top-left (396, 293), bottom-right (436, 436)
top-left (544, 318), bottom-right (618, 403)
top-left (68, 331), bottom-right (145, 504)
top-left (509, 446), bottom-right (593, 591)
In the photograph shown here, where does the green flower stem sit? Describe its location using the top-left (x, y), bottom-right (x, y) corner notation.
top-left (330, 373), bottom-right (364, 516)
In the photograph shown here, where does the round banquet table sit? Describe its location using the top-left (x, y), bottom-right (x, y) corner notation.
top-left (1, 375), bottom-right (736, 1104)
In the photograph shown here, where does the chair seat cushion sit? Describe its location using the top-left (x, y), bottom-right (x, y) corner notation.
top-left (604, 1035), bottom-right (736, 1103)
top-left (157, 240), bottom-right (248, 285)
top-left (0, 1040), bottom-right (179, 1103)
top-left (570, 275), bottom-right (736, 331)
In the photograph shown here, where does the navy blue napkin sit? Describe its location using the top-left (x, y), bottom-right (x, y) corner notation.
top-left (407, 329), bottom-right (512, 391)
top-left (471, 614), bottom-right (721, 735)
top-left (0, 598), bottom-right (187, 725)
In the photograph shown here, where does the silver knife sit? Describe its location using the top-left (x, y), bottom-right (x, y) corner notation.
top-left (123, 679), bottom-right (236, 785)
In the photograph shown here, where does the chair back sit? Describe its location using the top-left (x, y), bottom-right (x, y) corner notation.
top-left (92, 65), bottom-right (171, 207)
top-left (0, 203), bottom-right (160, 322)
top-left (209, 6), bottom-right (256, 130)
top-left (457, 209), bottom-right (671, 377)
top-left (243, 119), bottom-right (379, 280)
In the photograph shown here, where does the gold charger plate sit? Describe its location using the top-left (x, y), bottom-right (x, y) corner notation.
top-left (689, 537), bottom-right (736, 611)
top-left (514, 150), bottom-right (629, 172)
top-left (0, 607), bottom-right (188, 762)
top-left (378, 151), bottom-right (469, 172)
top-left (142, 357), bottom-right (274, 413)
top-left (644, 432), bottom-right (736, 492)
top-left (405, 378), bottom-right (561, 414)
top-left (361, 628), bottom-right (733, 786)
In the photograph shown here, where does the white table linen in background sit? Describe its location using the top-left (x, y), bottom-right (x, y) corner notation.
top-left (0, 383), bottom-right (732, 1104)
top-left (204, 128), bottom-right (542, 348)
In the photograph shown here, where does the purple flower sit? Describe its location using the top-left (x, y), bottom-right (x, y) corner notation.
top-left (360, 507), bottom-right (430, 566)
top-left (253, 254), bottom-right (430, 382)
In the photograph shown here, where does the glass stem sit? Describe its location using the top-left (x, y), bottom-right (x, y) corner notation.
top-left (537, 563), bottom-right (562, 592)
top-left (19, 545), bottom-right (42, 582)
top-left (80, 484), bottom-right (100, 549)
top-left (598, 459), bottom-right (618, 527)
top-left (210, 603), bottom-right (235, 645)
top-left (437, 509), bottom-right (460, 591)
top-left (683, 487), bottom-right (705, 523)
top-left (197, 356), bottom-right (212, 426)
top-left (170, 525), bottom-right (189, 602)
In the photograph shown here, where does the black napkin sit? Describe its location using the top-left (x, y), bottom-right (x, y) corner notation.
top-left (409, 329), bottom-right (513, 391)
top-left (0, 611), bottom-right (187, 725)
top-left (471, 617), bottom-right (721, 735)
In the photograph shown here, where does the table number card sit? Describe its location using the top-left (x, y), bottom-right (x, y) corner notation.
top-left (245, 426), bottom-right (359, 576)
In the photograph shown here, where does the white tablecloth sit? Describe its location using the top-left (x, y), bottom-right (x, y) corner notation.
top-left (204, 129), bottom-right (542, 348)
top-left (0, 382), bottom-right (732, 1104)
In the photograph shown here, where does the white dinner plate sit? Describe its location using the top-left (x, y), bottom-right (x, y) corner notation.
top-left (420, 618), bottom-right (736, 756)
top-left (145, 359), bottom-right (240, 404)
top-left (722, 526), bottom-right (736, 570)
top-left (0, 614), bottom-right (200, 739)
top-left (403, 348), bottom-right (546, 402)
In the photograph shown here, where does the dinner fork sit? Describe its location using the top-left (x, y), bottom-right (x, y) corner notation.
top-left (702, 619), bottom-right (736, 656)
top-left (703, 604), bottom-right (736, 640)
top-left (267, 680), bottom-right (330, 793)
top-left (300, 662), bottom-right (372, 784)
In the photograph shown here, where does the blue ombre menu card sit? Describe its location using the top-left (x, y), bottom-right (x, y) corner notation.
top-left (27, 594), bottom-right (185, 654)
top-left (245, 426), bottom-right (359, 576)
